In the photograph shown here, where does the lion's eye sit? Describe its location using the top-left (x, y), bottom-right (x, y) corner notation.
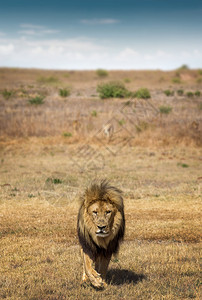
top-left (106, 210), bottom-right (112, 214)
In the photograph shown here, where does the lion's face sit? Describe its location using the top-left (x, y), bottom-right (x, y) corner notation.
top-left (78, 180), bottom-right (125, 251)
top-left (88, 201), bottom-right (115, 237)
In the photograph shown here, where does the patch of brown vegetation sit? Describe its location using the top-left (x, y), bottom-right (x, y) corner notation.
top-left (0, 68), bottom-right (202, 146)
top-left (0, 68), bottom-right (201, 299)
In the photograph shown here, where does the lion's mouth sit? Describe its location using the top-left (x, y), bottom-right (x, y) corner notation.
top-left (96, 231), bottom-right (109, 237)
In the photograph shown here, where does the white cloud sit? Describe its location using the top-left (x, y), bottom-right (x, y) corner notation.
top-left (81, 18), bottom-right (119, 25)
top-left (0, 37), bottom-right (108, 69)
top-left (116, 48), bottom-right (139, 61)
top-left (144, 54), bottom-right (154, 61)
top-left (20, 24), bottom-right (44, 29)
top-left (18, 30), bottom-right (38, 36)
top-left (18, 29), bottom-right (60, 36)
top-left (18, 24), bottom-right (60, 36)
top-left (0, 43), bottom-right (14, 55)
top-left (181, 51), bottom-right (192, 58)
top-left (156, 50), bottom-right (172, 58)
top-left (193, 49), bottom-right (202, 58)
top-left (0, 36), bottom-right (201, 70)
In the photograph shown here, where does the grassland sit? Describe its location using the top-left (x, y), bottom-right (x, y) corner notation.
top-left (0, 68), bottom-right (201, 299)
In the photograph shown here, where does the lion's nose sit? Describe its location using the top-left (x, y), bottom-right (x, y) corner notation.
top-left (97, 225), bottom-right (106, 230)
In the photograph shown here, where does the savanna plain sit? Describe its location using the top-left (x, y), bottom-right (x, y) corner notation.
top-left (0, 68), bottom-right (201, 299)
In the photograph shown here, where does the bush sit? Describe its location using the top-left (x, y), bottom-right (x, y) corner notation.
top-left (186, 92), bottom-right (194, 98)
top-left (59, 88), bottom-right (70, 97)
top-left (96, 69), bottom-right (108, 77)
top-left (91, 110), bottom-right (97, 117)
top-left (198, 103), bottom-right (202, 110)
top-left (159, 105), bottom-right (172, 114)
top-left (178, 64), bottom-right (189, 70)
top-left (195, 90), bottom-right (201, 97)
top-left (37, 76), bottom-right (59, 84)
top-left (134, 88), bottom-right (151, 99)
top-left (172, 77), bottom-right (181, 84)
top-left (135, 121), bottom-right (149, 132)
top-left (97, 81), bottom-right (131, 99)
top-left (177, 163), bottom-right (189, 168)
top-left (164, 90), bottom-right (174, 96)
top-left (118, 119), bottom-right (125, 126)
top-left (2, 89), bottom-right (14, 99)
top-left (177, 89), bottom-right (184, 96)
top-left (28, 95), bottom-right (45, 105)
top-left (63, 132), bottom-right (72, 137)
top-left (46, 178), bottom-right (62, 184)
top-left (124, 78), bottom-right (131, 83)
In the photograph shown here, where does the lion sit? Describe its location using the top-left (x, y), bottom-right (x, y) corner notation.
top-left (77, 180), bottom-right (125, 289)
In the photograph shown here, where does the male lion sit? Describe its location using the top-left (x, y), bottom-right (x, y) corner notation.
top-left (77, 180), bottom-right (125, 289)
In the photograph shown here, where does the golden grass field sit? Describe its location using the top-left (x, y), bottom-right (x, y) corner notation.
top-left (0, 68), bottom-right (201, 299)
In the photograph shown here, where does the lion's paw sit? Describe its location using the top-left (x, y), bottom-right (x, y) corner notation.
top-left (91, 278), bottom-right (107, 289)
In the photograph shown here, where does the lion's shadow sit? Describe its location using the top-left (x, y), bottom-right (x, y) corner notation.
top-left (106, 269), bottom-right (146, 286)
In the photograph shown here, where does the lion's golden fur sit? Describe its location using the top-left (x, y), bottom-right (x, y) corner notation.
top-left (77, 180), bottom-right (125, 288)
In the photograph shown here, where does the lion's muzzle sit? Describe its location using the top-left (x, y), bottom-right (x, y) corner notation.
top-left (96, 225), bottom-right (109, 237)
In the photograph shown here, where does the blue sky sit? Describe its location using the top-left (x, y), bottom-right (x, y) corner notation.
top-left (0, 0), bottom-right (202, 69)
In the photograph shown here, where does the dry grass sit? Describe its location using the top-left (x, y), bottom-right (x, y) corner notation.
top-left (0, 143), bottom-right (201, 299)
top-left (0, 68), bottom-right (201, 299)
top-left (0, 68), bottom-right (202, 146)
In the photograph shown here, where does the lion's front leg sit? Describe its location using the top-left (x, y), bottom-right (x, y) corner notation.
top-left (95, 255), bottom-right (111, 280)
top-left (81, 250), bottom-right (105, 289)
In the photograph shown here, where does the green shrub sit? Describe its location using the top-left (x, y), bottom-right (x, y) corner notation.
top-left (125, 100), bottom-right (132, 106)
top-left (28, 194), bottom-right (35, 198)
top-left (20, 88), bottom-right (28, 95)
top-left (135, 121), bottom-right (149, 132)
top-left (198, 69), bottom-right (202, 76)
top-left (91, 110), bottom-right (97, 117)
top-left (177, 163), bottom-right (189, 168)
top-left (96, 69), bottom-right (108, 77)
top-left (37, 76), bottom-right (59, 84)
top-left (164, 90), bottom-right (174, 96)
top-left (53, 178), bottom-right (62, 184)
top-left (159, 105), bottom-right (172, 114)
top-left (186, 91), bottom-right (194, 98)
top-left (198, 102), bottom-right (202, 110)
top-left (195, 90), bottom-right (201, 97)
top-left (159, 76), bottom-right (165, 82)
top-left (124, 78), bottom-right (131, 83)
top-left (118, 119), bottom-right (125, 126)
top-left (2, 89), bottom-right (14, 99)
top-left (97, 81), bottom-right (131, 99)
top-left (175, 71), bottom-right (180, 77)
top-left (177, 89), bottom-right (184, 96)
top-left (28, 95), bottom-right (45, 105)
top-left (63, 132), bottom-right (72, 137)
top-left (134, 88), bottom-right (151, 99)
top-left (178, 64), bottom-right (189, 70)
top-left (46, 177), bottom-right (62, 184)
top-left (196, 78), bottom-right (202, 84)
top-left (172, 77), bottom-right (181, 84)
top-left (59, 88), bottom-right (70, 97)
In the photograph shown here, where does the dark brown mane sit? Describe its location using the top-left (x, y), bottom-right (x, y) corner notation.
top-left (80, 179), bottom-right (124, 210)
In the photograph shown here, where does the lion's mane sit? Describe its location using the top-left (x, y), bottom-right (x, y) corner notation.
top-left (77, 180), bottom-right (125, 259)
